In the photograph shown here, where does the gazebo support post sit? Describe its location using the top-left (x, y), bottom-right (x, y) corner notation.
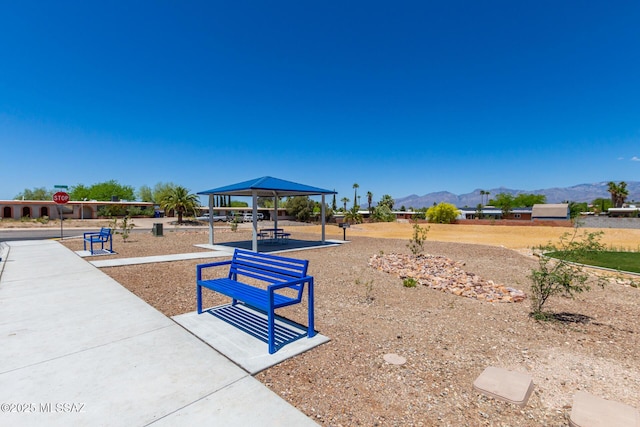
top-left (273, 191), bottom-right (278, 232)
top-left (208, 194), bottom-right (214, 245)
top-left (252, 191), bottom-right (258, 252)
top-left (321, 195), bottom-right (326, 243)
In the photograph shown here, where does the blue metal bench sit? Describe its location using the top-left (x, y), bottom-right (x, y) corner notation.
top-left (83, 227), bottom-right (113, 255)
top-left (196, 249), bottom-right (315, 354)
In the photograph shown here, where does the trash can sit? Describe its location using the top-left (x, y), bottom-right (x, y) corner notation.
top-left (152, 223), bottom-right (163, 236)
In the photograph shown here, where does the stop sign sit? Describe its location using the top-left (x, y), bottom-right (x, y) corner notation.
top-left (53, 191), bottom-right (70, 204)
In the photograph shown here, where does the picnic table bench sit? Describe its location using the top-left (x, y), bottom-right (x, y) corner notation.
top-left (83, 227), bottom-right (113, 255)
top-left (196, 248), bottom-right (315, 354)
top-left (257, 228), bottom-right (291, 244)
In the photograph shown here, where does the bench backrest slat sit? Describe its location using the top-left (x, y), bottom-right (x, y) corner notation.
top-left (229, 250), bottom-right (309, 295)
top-left (100, 227), bottom-right (112, 236)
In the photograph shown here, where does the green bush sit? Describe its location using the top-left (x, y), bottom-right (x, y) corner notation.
top-left (426, 202), bottom-right (460, 224)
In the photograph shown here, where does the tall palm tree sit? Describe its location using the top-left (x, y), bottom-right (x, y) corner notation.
top-left (480, 190), bottom-right (486, 207)
top-left (341, 197), bottom-right (350, 212)
top-left (366, 191), bottom-right (373, 212)
top-left (353, 183), bottom-right (359, 209)
top-left (160, 186), bottom-right (200, 224)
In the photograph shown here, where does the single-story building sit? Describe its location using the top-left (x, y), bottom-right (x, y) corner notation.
top-left (0, 200), bottom-right (154, 220)
top-left (458, 207), bottom-right (533, 220)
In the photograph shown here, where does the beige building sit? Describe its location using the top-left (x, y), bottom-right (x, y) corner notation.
top-left (0, 200), bottom-right (154, 220)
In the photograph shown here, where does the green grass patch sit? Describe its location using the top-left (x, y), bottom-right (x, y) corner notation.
top-left (547, 251), bottom-right (640, 274)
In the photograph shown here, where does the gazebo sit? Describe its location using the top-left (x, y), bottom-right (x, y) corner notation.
top-left (198, 176), bottom-right (337, 252)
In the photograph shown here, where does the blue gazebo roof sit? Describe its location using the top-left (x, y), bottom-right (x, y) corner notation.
top-left (198, 176), bottom-right (336, 197)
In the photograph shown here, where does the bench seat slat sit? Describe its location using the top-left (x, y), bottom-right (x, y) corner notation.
top-left (198, 278), bottom-right (297, 310)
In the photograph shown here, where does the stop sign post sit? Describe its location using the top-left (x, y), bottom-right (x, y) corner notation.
top-left (53, 191), bottom-right (70, 239)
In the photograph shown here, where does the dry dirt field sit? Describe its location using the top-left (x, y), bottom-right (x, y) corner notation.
top-left (46, 220), bottom-right (640, 425)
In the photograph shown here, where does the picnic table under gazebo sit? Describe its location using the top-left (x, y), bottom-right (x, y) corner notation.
top-left (198, 176), bottom-right (337, 252)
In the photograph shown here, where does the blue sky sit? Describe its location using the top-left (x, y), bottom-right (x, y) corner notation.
top-left (1, 1), bottom-right (639, 203)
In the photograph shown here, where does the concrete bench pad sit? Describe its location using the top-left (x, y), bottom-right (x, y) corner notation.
top-left (569, 391), bottom-right (640, 427)
top-left (473, 366), bottom-right (534, 407)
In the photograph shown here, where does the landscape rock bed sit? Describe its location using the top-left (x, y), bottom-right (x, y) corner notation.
top-left (369, 253), bottom-right (527, 303)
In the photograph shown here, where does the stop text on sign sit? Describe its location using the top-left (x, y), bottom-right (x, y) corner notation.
top-left (53, 192), bottom-right (70, 204)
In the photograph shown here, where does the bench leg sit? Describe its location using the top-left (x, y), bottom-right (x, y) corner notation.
top-left (196, 284), bottom-right (203, 314)
top-left (268, 311), bottom-right (275, 354)
top-left (268, 292), bottom-right (275, 354)
top-left (308, 278), bottom-right (316, 338)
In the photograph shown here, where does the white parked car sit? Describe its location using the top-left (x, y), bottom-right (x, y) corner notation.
top-left (196, 213), bottom-right (228, 222)
top-left (242, 213), bottom-right (264, 222)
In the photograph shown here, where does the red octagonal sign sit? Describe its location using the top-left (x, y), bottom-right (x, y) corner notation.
top-left (53, 191), bottom-right (70, 204)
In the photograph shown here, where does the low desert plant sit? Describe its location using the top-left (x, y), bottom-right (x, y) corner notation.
top-left (403, 277), bottom-right (418, 288)
top-left (109, 215), bottom-right (136, 243)
top-left (357, 279), bottom-right (375, 303)
top-left (529, 227), bottom-right (607, 318)
top-left (407, 223), bottom-right (429, 256)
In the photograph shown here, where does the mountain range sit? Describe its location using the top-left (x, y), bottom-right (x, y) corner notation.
top-left (393, 181), bottom-right (640, 209)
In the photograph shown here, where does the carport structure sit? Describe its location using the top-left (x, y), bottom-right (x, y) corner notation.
top-left (198, 176), bottom-right (337, 252)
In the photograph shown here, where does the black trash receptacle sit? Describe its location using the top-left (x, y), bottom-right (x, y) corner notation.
top-left (152, 223), bottom-right (163, 236)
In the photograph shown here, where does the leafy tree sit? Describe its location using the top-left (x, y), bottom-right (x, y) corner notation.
top-left (230, 200), bottom-right (248, 207)
top-left (138, 185), bottom-right (154, 202)
top-left (608, 181), bottom-right (629, 208)
top-left (69, 184), bottom-right (90, 201)
top-left (490, 193), bottom-right (515, 217)
top-left (513, 193), bottom-right (546, 207)
top-left (568, 201), bottom-right (588, 219)
top-left (591, 198), bottom-right (612, 214)
top-left (15, 187), bottom-right (53, 200)
top-left (159, 186), bottom-right (200, 223)
top-left (529, 227), bottom-right (607, 319)
top-left (378, 194), bottom-right (394, 210)
top-left (426, 202), bottom-right (460, 224)
top-left (285, 196), bottom-right (314, 222)
top-left (370, 205), bottom-right (395, 222)
top-left (475, 203), bottom-right (483, 219)
top-left (71, 180), bottom-right (135, 201)
top-left (153, 182), bottom-right (177, 205)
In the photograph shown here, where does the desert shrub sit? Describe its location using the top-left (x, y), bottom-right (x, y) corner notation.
top-left (529, 227), bottom-right (607, 319)
top-left (407, 223), bottom-right (429, 256)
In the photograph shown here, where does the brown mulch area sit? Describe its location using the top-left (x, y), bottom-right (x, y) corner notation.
top-left (60, 226), bottom-right (640, 426)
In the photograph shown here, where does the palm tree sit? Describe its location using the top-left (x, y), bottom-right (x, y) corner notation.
top-left (353, 183), bottom-right (359, 209)
top-left (480, 190), bottom-right (486, 207)
top-left (160, 186), bottom-right (200, 224)
top-left (608, 181), bottom-right (629, 208)
top-left (341, 197), bottom-right (350, 212)
top-left (366, 191), bottom-right (373, 212)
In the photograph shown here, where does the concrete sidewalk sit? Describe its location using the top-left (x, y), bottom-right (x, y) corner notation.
top-left (0, 240), bottom-right (318, 427)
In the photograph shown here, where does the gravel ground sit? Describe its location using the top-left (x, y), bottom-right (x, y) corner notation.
top-left (58, 223), bottom-right (640, 426)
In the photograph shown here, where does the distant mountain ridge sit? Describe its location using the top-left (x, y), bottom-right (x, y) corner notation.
top-left (394, 181), bottom-right (640, 209)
